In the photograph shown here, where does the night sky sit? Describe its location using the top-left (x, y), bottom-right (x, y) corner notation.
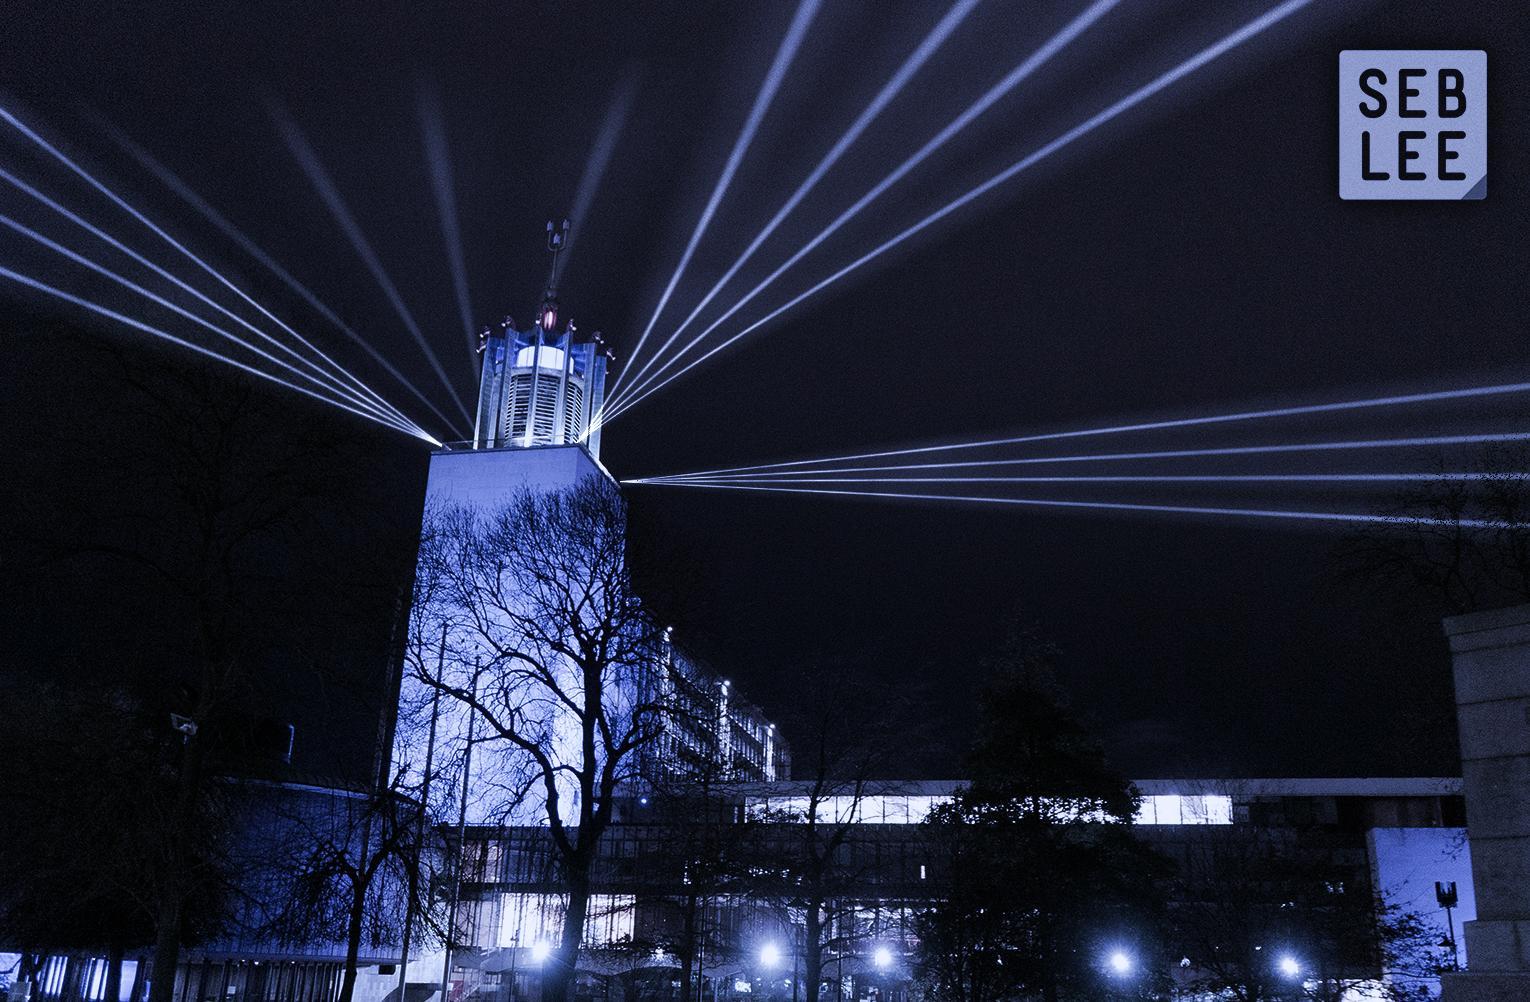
top-left (3, 1), bottom-right (1527, 780)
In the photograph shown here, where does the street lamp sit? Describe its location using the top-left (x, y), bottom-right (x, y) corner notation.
top-left (872, 947), bottom-right (893, 970)
top-left (1107, 951), bottom-right (1133, 976)
top-left (531, 942), bottom-right (552, 965)
top-left (1277, 955), bottom-right (1301, 979)
top-left (760, 944), bottom-right (782, 969)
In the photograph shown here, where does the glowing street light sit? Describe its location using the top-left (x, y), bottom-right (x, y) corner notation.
top-left (531, 942), bottom-right (552, 965)
top-left (1107, 951), bottom-right (1134, 976)
top-left (760, 943), bottom-right (782, 968)
top-left (873, 946), bottom-right (893, 970)
top-left (1278, 955), bottom-right (1301, 979)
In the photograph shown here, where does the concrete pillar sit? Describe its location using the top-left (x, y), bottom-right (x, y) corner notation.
top-left (1441, 604), bottom-right (1530, 1001)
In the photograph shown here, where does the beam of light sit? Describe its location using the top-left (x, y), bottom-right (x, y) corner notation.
top-left (558, 71), bottom-right (638, 280)
top-left (271, 106), bottom-right (472, 424)
top-left (634, 473), bottom-right (1501, 486)
top-left (0, 264), bottom-right (441, 445)
top-left (625, 480), bottom-right (1517, 531)
top-left (608, 0), bottom-right (981, 408)
top-left (0, 210), bottom-right (423, 436)
top-left (638, 378), bottom-right (1530, 481)
top-left (0, 167), bottom-right (419, 433)
top-left (635, 432), bottom-right (1530, 484)
top-left (600, 0), bottom-right (1122, 419)
top-left (603, 0), bottom-right (1316, 423)
top-left (608, 0), bottom-right (822, 403)
top-left (0, 102), bottom-right (415, 431)
top-left (96, 120), bottom-right (463, 438)
top-left (416, 81), bottom-right (479, 375)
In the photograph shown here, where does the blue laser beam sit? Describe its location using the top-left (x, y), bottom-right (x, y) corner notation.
top-left (0, 102), bottom-right (412, 430)
top-left (0, 167), bottom-right (417, 432)
top-left (0, 210), bottom-right (419, 435)
top-left (609, 0), bottom-right (980, 407)
top-left (609, 0), bottom-right (821, 402)
top-left (601, 0), bottom-right (1122, 419)
top-left (603, 0), bottom-right (1316, 422)
top-left (559, 72), bottom-right (638, 280)
top-left (97, 120), bottom-right (462, 438)
top-left (626, 480), bottom-right (1517, 531)
top-left (639, 378), bottom-right (1530, 482)
top-left (636, 432), bottom-right (1530, 483)
top-left (272, 107), bottom-right (472, 424)
top-left (417, 82), bottom-right (478, 375)
top-left (634, 473), bottom-right (1503, 486)
top-left (0, 264), bottom-right (440, 445)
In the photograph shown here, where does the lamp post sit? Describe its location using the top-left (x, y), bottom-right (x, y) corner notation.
top-left (1436, 880), bottom-right (1460, 970)
top-left (438, 666), bottom-right (482, 1002)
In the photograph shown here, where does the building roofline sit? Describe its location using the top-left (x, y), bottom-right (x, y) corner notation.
top-left (727, 777), bottom-right (1464, 798)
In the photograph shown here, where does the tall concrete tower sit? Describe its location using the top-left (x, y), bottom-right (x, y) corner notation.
top-left (393, 221), bottom-right (618, 826)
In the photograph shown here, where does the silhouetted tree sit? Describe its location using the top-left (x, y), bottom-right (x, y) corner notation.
top-left (914, 629), bottom-right (1169, 1002)
top-left (4, 332), bottom-right (414, 1002)
top-left (250, 771), bottom-right (445, 1002)
top-left (744, 668), bottom-right (912, 1002)
top-left (1170, 826), bottom-right (1438, 1001)
top-left (1334, 448), bottom-right (1530, 614)
top-left (0, 680), bottom-right (230, 1002)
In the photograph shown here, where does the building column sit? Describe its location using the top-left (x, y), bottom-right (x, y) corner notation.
top-left (1441, 604), bottom-right (1530, 1001)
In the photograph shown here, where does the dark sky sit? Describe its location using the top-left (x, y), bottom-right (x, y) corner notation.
top-left (3, 1), bottom-right (1527, 780)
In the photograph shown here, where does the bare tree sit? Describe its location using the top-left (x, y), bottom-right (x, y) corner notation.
top-left (641, 755), bottom-right (756, 1002)
top-left (745, 669), bottom-right (911, 1002)
top-left (246, 767), bottom-right (445, 1002)
top-left (409, 476), bottom-right (668, 1002)
top-left (1171, 827), bottom-right (1438, 1002)
top-left (1333, 448), bottom-right (1530, 613)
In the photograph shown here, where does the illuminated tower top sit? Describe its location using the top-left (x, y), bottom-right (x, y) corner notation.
top-left (472, 220), bottom-right (612, 458)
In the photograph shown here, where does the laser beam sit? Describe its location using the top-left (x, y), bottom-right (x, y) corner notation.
top-left (609, 0), bottom-right (980, 406)
top-left (97, 121), bottom-right (463, 438)
top-left (559, 72), bottom-right (638, 280)
top-left (638, 378), bottom-right (1530, 482)
top-left (601, 0), bottom-right (1122, 419)
top-left (627, 480), bottom-right (1516, 531)
top-left (634, 473), bottom-right (1499, 486)
top-left (603, 0), bottom-right (1316, 422)
top-left (0, 168), bottom-right (416, 432)
top-left (0, 102), bottom-right (413, 431)
top-left (636, 432), bottom-right (1530, 483)
top-left (272, 107), bottom-right (472, 423)
top-left (609, 0), bottom-right (821, 402)
top-left (0, 264), bottom-right (439, 445)
top-left (417, 82), bottom-right (478, 374)
top-left (0, 210), bottom-right (419, 435)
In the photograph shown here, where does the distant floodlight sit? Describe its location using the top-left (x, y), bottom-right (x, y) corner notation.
top-left (531, 942), bottom-right (552, 964)
top-left (1107, 951), bottom-right (1133, 976)
top-left (760, 943), bottom-right (782, 968)
top-left (1278, 955), bottom-right (1300, 978)
top-left (873, 946), bottom-right (893, 970)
